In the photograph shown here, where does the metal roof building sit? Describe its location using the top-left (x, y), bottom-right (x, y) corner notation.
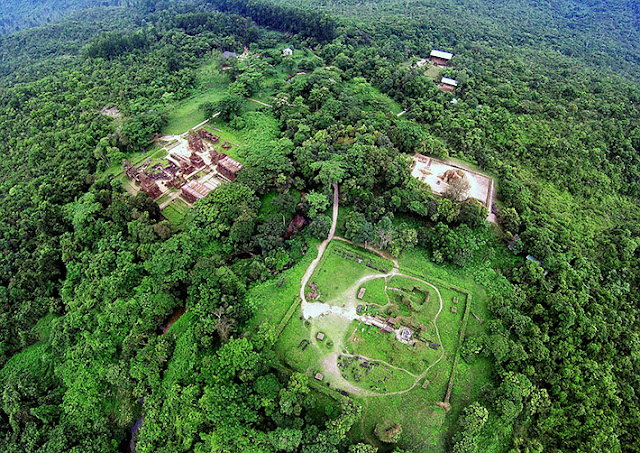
top-left (430, 50), bottom-right (453, 60)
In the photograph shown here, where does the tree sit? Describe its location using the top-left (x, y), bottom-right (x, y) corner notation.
top-left (344, 212), bottom-right (374, 243)
top-left (270, 428), bottom-right (303, 452)
top-left (451, 403), bottom-right (488, 453)
top-left (376, 216), bottom-right (394, 249)
top-left (310, 158), bottom-right (347, 186)
top-left (211, 93), bottom-right (245, 121)
top-left (444, 177), bottom-right (471, 202)
top-left (458, 200), bottom-right (488, 228)
top-left (499, 206), bottom-right (521, 233)
top-left (306, 191), bottom-right (330, 218)
top-left (308, 215), bottom-right (332, 239)
top-left (348, 444), bottom-right (378, 453)
top-left (212, 306), bottom-right (236, 343)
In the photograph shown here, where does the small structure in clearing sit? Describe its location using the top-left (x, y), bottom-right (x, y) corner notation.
top-left (438, 77), bottom-right (458, 93)
top-left (430, 49), bottom-right (453, 67)
top-left (357, 287), bottom-right (367, 300)
top-left (398, 327), bottom-right (414, 344)
top-left (315, 373), bottom-right (324, 381)
top-left (282, 47), bottom-right (293, 56)
top-left (316, 332), bottom-right (325, 341)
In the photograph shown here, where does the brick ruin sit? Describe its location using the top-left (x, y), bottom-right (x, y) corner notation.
top-left (122, 128), bottom-right (243, 205)
top-left (216, 154), bottom-right (243, 181)
top-left (123, 160), bottom-right (162, 199)
top-left (197, 129), bottom-right (219, 143)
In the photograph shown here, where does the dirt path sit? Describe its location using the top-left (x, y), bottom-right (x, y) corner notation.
top-left (341, 352), bottom-right (418, 378)
top-left (300, 183), bottom-right (339, 308)
top-left (332, 236), bottom-right (399, 270)
top-left (249, 98), bottom-right (273, 108)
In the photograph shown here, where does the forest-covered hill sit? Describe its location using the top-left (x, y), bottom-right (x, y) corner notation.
top-left (0, 0), bottom-right (124, 35)
top-left (1, 1), bottom-right (639, 452)
top-left (257, 0), bottom-right (640, 79)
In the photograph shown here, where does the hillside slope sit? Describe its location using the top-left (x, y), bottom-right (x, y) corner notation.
top-left (0, 0), bottom-right (123, 35)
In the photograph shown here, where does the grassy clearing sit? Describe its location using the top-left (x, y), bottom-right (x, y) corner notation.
top-left (336, 351), bottom-right (415, 393)
top-left (246, 233), bottom-right (493, 451)
top-left (163, 85), bottom-right (226, 135)
top-left (161, 201), bottom-right (190, 225)
top-left (246, 239), bottom-right (320, 331)
top-left (354, 386), bottom-right (451, 451)
top-left (275, 305), bottom-right (324, 372)
top-left (309, 241), bottom-right (392, 304)
top-left (205, 120), bottom-right (247, 148)
top-left (359, 278), bottom-right (388, 306)
top-left (348, 321), bottom-right (441, 376)
top-left (345, 247), bottom-right (493, 452)
top-left (425, 64), bottom-right (443, 81)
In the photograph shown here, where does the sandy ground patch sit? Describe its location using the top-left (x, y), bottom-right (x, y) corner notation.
top-left (411, 154), bottom-right (494, 214)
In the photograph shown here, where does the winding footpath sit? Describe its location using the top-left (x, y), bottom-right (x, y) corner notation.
top-left (298, 184), bottom-right (447, 398)
top-left (299, 183), bottom-right (339, 307)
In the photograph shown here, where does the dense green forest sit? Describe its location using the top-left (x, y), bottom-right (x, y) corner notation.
top-left (0, 0), bottom-right (125, 35)
top-left (1, 0), bottom-right (640, 452)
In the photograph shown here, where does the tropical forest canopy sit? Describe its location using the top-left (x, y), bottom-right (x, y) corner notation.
top-left (0, 0), bottom-right (639, 453)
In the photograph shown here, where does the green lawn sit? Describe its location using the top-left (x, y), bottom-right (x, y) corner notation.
top-left (353, 386), bottom-right (451, 451)
top-left (336, 351), bottom-right (415, 393)
top-left (348, 321), bottom-right (441, 376)
top-left (163, 85), bottom-right (226, 135)
top-left (275, 305), bottom-right (325, 373)
top-left (246, 239), bottom-right (320, 332)
top-left (309, 241), bottom-right (393, 304)
top-left (161, 198), bottom-right (191, 225)
top-left (348, 247), bottom-right (494, 452)
top-left (425, 63), bottom-right (443, 81)
top-left (359, 278), bottom-right (388, 306)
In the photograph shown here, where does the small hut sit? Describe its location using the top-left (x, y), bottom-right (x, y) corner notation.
top-left (438, 77), bottom-right (458, 93)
